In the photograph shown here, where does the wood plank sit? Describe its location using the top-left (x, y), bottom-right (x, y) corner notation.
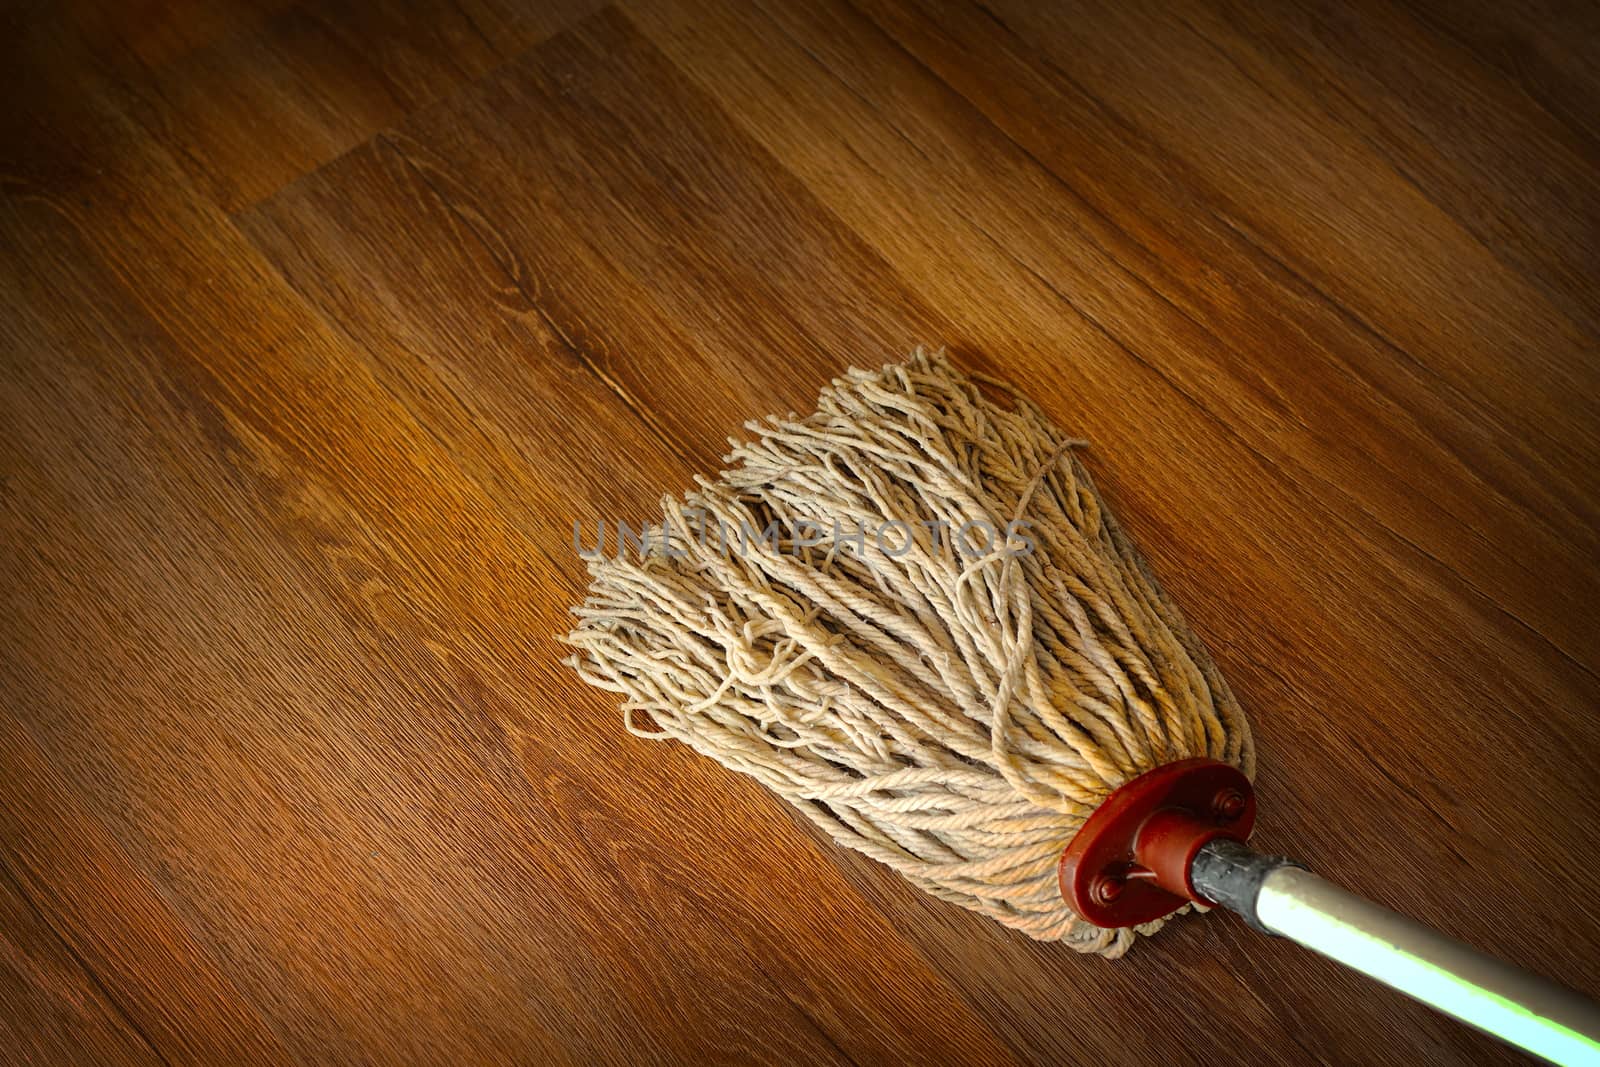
top-left (112, 0), bottom-right (606, 213)
top-left (954, 0), bottom-right (1600, 477)
top-left (0, 715), bottom-right (290, 1066)
top-left (1189, 0), bottom-right (1600, 341)
top-left (2, 21), bottom-right (300, 1063)
top-left (1393, 0), bottom-right (1600, 153)
top-left (0, 856), bottom-right (163, 1067)
top-left (55, 0), bottom-right (297, 69)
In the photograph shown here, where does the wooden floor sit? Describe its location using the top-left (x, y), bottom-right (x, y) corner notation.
top-left (3, 1), bottom-right (1598, 1063)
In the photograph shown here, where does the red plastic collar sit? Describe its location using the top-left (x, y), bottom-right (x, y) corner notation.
top-left (1058, 758), bottom-right (1255, 927)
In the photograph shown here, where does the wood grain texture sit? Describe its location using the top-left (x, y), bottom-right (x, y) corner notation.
top-left (2, 1), bottom-right (1597, 1064)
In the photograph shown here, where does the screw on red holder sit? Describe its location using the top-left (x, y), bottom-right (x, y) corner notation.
top-left (1058, 758), bottom-right (1256, 928)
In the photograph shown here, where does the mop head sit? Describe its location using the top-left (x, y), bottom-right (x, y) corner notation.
top-left (563, 349), bottom-right (1253, 956)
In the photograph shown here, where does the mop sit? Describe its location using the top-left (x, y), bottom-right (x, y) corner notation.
top-left (563, 349), bottom-right (1599, 1064)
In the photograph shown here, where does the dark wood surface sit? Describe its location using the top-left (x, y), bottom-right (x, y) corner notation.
top-left (3, 1), bottom-right (1597, 1063)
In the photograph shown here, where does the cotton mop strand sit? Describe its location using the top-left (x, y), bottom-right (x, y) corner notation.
top-left (562, 349), bottom-right (1600, 1064)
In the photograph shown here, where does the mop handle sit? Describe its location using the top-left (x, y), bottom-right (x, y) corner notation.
top-left (1191, 839), bottom-right (1600, 1066)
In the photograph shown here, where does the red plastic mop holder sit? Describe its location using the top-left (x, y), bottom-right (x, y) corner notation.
top-left (1058, 758), bottom-right (1256, 927)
